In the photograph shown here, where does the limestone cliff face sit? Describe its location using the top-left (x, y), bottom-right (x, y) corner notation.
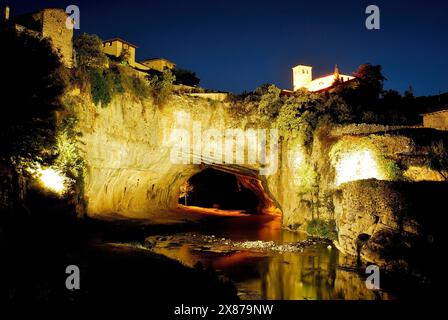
top-left (74, 93), bottom-right (213, 217)
top-left (70, 91), bottom-right (286, 219)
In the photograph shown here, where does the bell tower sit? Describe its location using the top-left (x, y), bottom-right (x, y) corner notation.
top-left (292, 65), bottom-right (312, 91)
top-left (3, 5), bottom-right (10, 21)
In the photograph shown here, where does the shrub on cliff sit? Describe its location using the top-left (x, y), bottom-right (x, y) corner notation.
top-left (87, 64), bottom-right (151, 106)
top-left (74, 33), bottom-right (108, 69)
top-left (148, 69), bottom-right (175, 105)
top-left (114, 65), bottom-right (150, 99)
top-left (128, 73), bottom-right (150, 99)
top-left (173, 68), bottom-right (200, 87)
top-left (426, 141), bottom-right (448, 180)
top-left (74, 33), bottom-right (151, 106)
top-left (89, 69), bottom-right (113, 107)
top-left (276, 90), bottom-right (324, 149)
top-left (323, 95), bottom-right (354, 123)
top-left (53, 116), bottom-right (85, 181)
top-left (256, 84), bottom-right (282, 124)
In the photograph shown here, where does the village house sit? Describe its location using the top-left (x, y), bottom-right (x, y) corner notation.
top-left (1, 5), bottom-right (176, 73)
top-left (292, 64), bottom-right (355, 92)
top-left (101, 38), bottom-right (176, 73)
top-left (102, 38), bottom-right (139, 67)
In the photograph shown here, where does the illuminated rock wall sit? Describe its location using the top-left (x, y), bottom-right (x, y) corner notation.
top-left (73, 94), bottom-right (218, 217)
top-left (70, 92), bottom-right (284, 219)
top-left (293, 127), bottom-right (448, 273)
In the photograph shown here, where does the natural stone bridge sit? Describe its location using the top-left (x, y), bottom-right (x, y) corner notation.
top-left (75, 94), bottom-right (280, 219)
top-left (70, 90), bottom-right (448, 270)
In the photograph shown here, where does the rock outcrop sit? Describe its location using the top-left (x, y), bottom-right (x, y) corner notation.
top-left (334, 179), bottom-right (448, 276)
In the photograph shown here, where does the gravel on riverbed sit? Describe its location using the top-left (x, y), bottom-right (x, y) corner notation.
top-left (231, 238), bottom-right (328, 252)
top-left (142, 233), bottom-right (331, 253)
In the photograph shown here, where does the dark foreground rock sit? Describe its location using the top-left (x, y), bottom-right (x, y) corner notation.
top-left (0, 212), bottom-right (238, 304)
top-left (334, 179), bottom-right (448, 282)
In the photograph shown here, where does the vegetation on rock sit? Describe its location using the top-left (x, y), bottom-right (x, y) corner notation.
top-left (53, 114), bottom-right (86, 182)
top-left (73, 33), bottom-right (152, 107)
top-left (426, 140), bottom-right (448, 179)
top-left (88, 68), bottom-right (113, 106)
top-left (74, 33), bottom-right (108, 69)
top-left (147, 69), bottom-right (175, 106)
top-left (306, 219), bottom-right (337, 240)
top-left (0, 27), bottom-right (66, 173)
top-left (173, 68), bottom-right (200, 87)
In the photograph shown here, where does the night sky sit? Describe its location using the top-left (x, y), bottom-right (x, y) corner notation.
top-left (10, 0), bottom-right (448, 96)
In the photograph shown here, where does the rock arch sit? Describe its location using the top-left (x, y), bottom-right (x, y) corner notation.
top-left (175, 164), bottom-right (280, 215)
top-left (78, 95), bottom-right (283, 219)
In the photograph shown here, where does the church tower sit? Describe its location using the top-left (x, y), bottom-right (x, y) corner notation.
top-left (292, 65), bottom-right (312, 91)
top-left (3, 6), bottom-right (10, 21)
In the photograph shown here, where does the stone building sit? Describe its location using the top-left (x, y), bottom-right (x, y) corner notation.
top-left (102, 38), bottom-right (139, 68)
top-left (3, 7), bottom-right (74, 68)
top-left (292, 64), bottom-right (355, 92)
top-left (422, 109), bottom-right (448, 131)
top-left (102, 38), bottom-right (176, 72)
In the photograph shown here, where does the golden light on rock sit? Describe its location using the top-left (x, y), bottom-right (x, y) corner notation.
top-left (289, 148), bottom-right (304, 170)
top-left (334, 149), bottom-right (383, 186)
top-left (37, 168), bottom-right (68, 194)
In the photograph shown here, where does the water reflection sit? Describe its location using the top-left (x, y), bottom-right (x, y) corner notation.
top-left (259, 249), bottom-right (380, 300)
top-left (149, 215), bottom-right (388, 300)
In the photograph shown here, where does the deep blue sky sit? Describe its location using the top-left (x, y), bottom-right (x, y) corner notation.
top-left (11, 0), bottom-right (448, 96)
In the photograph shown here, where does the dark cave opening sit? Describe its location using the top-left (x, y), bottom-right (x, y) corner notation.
top-left (178, 168), bottom-right (260, 214)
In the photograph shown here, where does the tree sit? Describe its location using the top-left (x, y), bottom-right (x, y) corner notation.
top-left (173, 68), bottom-right (200, 86)
top-left (276, 89), bottom-right (322, 131)
top-left (275, 90), bottom-right (325, 148)
top-left (74, 33), bottom-right (108, 69)
top-left (256, 84), bottom-right (282, 124)
top-left (352, 63), bottom-right (386, 101)
top-left (330, 63), bottom-right (387, 122)
top-left (179, 181), bottom-right (194, 205)
top-left (323, 95), bottom-right (354, 123)
top-left (0, 27), bottom-right (66, 172)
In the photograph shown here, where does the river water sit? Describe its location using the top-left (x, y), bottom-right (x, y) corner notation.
top-left (141, 214), bottom-right (391, 300)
